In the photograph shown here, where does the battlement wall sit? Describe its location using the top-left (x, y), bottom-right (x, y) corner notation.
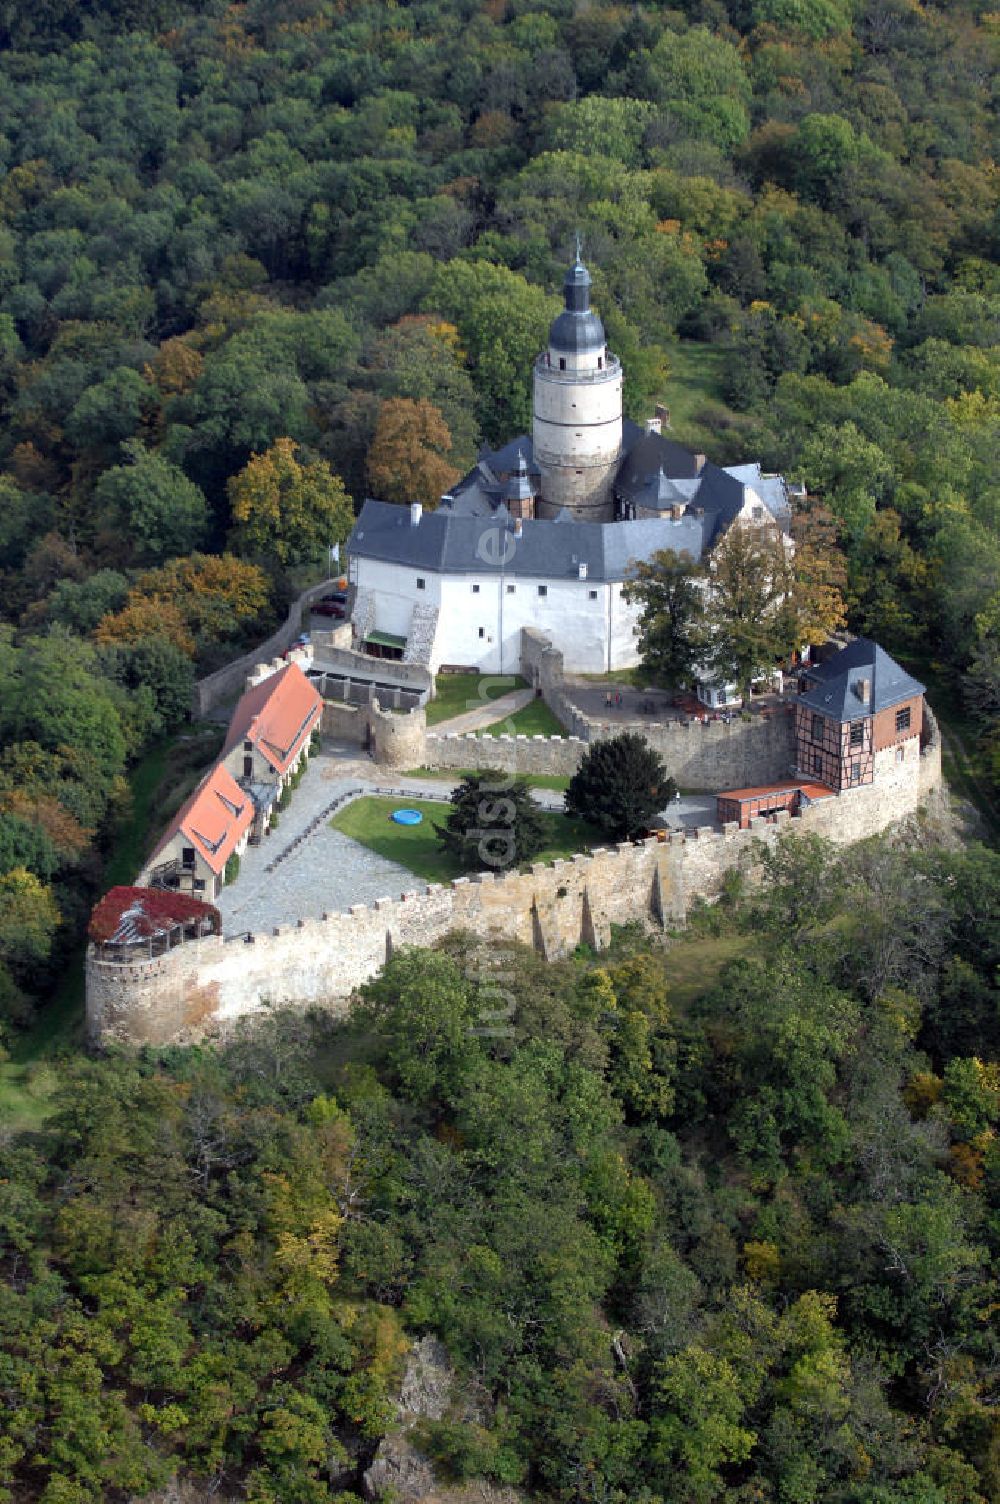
top-left (86, 719), bottom-right (941, 1050)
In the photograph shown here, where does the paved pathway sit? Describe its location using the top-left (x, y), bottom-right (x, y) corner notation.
top-left (431, 686), bottom-right (535, 735)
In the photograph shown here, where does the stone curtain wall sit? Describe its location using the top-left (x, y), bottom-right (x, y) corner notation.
top-left (194, 577), bottom-right (343, 716)
top-left (421, 710), bottom-right (796, 789)
top-left (87, 718), bottom-right (942, 1049)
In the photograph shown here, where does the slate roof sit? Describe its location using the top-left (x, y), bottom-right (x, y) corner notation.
top-left (798, 640), bottom-right (925, 721)
top-left (615, 430), bottom-right (704, 497)
top-left (222, 662), bottom-right (322, 777)
top-left (348, 499), bottom-right (706, 582)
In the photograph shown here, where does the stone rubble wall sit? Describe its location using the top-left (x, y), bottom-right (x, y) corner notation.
top-left (519, 626), bottom-right (799, 788)
top-left (193, 577), bottom-right (342, 716)
top-left (87, 717), bottom-right (942, 1049)
top-left (425, 730), bottom-right (587, 777)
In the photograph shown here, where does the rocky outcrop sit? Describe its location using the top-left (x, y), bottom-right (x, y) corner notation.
top-left (363, 1337), bottom-right (523, 1504)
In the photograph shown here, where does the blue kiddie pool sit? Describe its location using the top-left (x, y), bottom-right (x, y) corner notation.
top-left (391, 808), bottom-right (423, 826)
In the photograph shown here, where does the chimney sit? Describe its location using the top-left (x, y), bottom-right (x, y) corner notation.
top-left (409, 502), bottom-right (422, 527)
top-left (856, 676), bottom-right (871, 706)
top-left (655, 403), bottom-right (670, 428)
top-left (693, 453), bottom-right (707, 474)
top-left (671, 504), bottom-right (683, 521)
top-left (514, 516), bottom-right (523, 539)
top-left (578, 561), bottom-right (588, 580)
top-left (645, 415), bottom-right (662, 435)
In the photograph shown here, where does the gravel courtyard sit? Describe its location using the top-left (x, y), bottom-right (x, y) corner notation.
top-left (216, 749), bottom-right (424, 937)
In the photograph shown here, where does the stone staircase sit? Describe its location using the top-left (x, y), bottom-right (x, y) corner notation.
top-left (351, 587), bottom-right (376, 643)
top-left (403, 601), bottom-right (439, 665)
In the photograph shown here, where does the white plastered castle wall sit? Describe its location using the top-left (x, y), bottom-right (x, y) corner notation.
top-left (352, 555), bottom-right (642, 674)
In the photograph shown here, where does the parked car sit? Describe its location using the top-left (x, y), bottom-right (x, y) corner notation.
top-left (311, 600), bottom-right (346, 618)
top-left (321, 590), bottom-right (347, 604)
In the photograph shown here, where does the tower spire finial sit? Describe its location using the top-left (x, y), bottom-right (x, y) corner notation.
top-left (574, 229), bottom-right (583, 265)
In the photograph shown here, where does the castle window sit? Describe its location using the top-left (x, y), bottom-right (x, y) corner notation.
top-left (559, 358), bottom-right (566, 370)
top-left (478, 627), bottom-right (485, 638)
top-left (181, 846), bottom-right (195, 869)
top-left (589, 589), bottom-right (598, 599)
top-left (243, 756), bottom-right (252, 778)
top-left (895, 706), bottom-right (911, 733)
top-left (598, 356), bottom-right (603, 370)
top-left (416, 577), bottom-right (425, 590)
top-left (849, 720), bottom-right (864, 747)
top-left (811, 713), bottom-right (824, 742)
top-left (243, 739), bottom-right (253, 752)
top-left (472, 583), bottom-right (480, 593)
top-left (506, 584), bottom-right (515, 594)
top-left (538, 585), bottom-right (548, 597)
top-left (193, 878), bottom-right (205, 892)
top-left (896, 746), bottom-right (905, 764)
top-left (850, 760), bottom-right (862, 784)
top-left (812, 751), bottom-right (822, 775)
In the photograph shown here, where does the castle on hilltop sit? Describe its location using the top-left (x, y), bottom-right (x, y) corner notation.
top-left (347, 251), bottom-right (800, 690)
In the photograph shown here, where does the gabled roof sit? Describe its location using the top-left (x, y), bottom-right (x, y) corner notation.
top-left (148, 763), bottom-right (254, 876)
top-left (222, 662), bottom-right (322, 777)
top-left (798, 639), bottom-right (925, 721)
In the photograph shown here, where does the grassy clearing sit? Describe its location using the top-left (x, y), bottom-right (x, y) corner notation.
top-left (480, 698), bottom-right (567, 737)
top-left (661, 341), bottom-right (734, 451)
top-left (662, 930), bottom-right (754, 1013)
top-left (427, 672), bottom-right (528, 727)
top-left (331, 795), bottom-right (599, 885)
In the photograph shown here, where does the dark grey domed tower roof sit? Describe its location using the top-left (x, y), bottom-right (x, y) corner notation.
top-left (548, 253), bottom-right (606, 356)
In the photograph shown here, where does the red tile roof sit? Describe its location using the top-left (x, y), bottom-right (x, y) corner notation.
top-left (718, 779), bottom-right (835, 801)
top-left (148, 763), bottom-right (254, 876)
top-left (222, 662), bottom-right (322, 777)
top-left (89, 886), bottom-right (220, 945)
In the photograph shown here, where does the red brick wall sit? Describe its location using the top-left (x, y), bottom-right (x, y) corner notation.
top-left (873, 695), bottom-right (923, 752)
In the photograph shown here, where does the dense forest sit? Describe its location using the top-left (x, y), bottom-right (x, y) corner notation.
top-left (0, 0), bottom-right (998, 1026)
top-left (0, 0), bottom-right (998, 1497)
top-left (2, 838), bottom-right (999, 1500)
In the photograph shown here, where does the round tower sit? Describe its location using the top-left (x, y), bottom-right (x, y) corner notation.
top-left (532, 254), bottom-right (623, 522)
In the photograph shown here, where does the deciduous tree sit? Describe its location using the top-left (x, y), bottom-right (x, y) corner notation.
top-left (365, 398), bottom-right (460, 508)
top-left (228, 437), bottom-right (354, 566)
top-left (702, 520), bottom-right (796, 704)
top-left (624, 548), bottom-right (705, 686)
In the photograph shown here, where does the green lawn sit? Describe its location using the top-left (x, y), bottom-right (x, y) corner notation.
top-left (404, 767), bottom-right (572, 792)
top-left (331, 795), bottom-right (598, 885)
top-left (426, 672), bottom-right (527, 727)
top-left (480, 698), bottom-right (567, 737)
